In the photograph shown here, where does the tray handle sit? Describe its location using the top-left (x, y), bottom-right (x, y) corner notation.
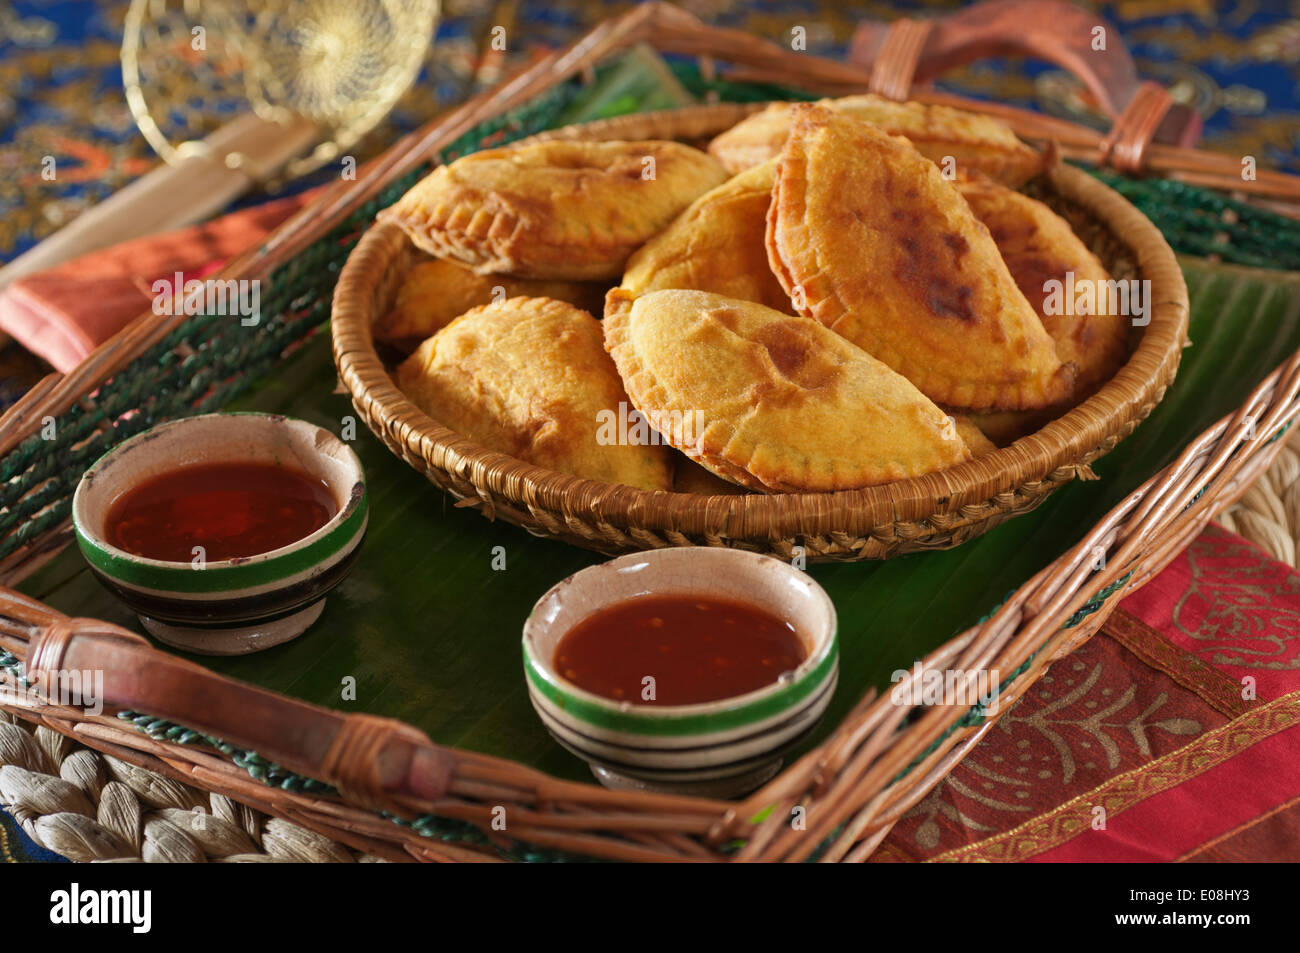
top-left (16, 603), bottom-right (454, 817)
top-left (849, 0), bottom-right (1202, 173)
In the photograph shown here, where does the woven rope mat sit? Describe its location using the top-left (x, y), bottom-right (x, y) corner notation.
top-left (3, 429), bottom-right (1298, 863)
top-left (1214, 429), bottom-right (1300, 568)
top-left (0, 709), bottom-right (384, 862)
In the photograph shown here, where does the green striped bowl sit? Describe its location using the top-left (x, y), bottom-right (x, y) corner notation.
top-left (523, 548), bottom-right (838, 798)
top-left (72, 413), bottom-right (367, 655)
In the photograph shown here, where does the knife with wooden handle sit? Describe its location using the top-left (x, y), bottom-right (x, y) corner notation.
top-left (0, 113), bottom-right (319, 296)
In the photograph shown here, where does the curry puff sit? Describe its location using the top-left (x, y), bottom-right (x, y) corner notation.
top-left (951, 416), bottom-right (998, 458)
top-left (620, 160), bottom-right (793, 313)
top-left (377, 257), bottom-right (606, 345)
top-left (709, 94), bottom-right (1043, 186)
top-left (603, 288), bottom-right (972, 493)
top-left (961, 408), bottom-right (1058, 448)
top-left (379, 140), bottom-right (729, 281)
top-left (767, 105), bottom-right (1075, 412)
top-left (958, 178), bottom-right (1131, 393)
top-left (673, 457), bottom-right (751, 496)
top-left (396, 297), bottom-right (673, 491)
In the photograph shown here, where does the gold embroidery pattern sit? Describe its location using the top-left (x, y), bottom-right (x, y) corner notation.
top-left (1104, 608), bottom-right (1251, 716)
top-left (930, 690), bottom-right (1300, 863)
top-left (897, 642), bottom-right (1205, 850)
top-left (1173, 535), bottom-right (1300, 671)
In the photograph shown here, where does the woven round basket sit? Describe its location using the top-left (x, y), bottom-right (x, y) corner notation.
top-left (331, 104), bottom-right (1190, 561)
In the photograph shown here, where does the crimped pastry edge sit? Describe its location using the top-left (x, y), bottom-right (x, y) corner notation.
top-left (764, 114), bottom-right (1076, 412)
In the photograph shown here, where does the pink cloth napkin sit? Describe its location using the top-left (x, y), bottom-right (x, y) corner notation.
top-left (0, 190), bottom-right (319, 372)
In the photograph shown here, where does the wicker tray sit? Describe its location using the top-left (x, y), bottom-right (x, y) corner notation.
top-left (1, 4), bottom-right (1299, 863)
top-left (332, 105), bottom-right (1188, 560)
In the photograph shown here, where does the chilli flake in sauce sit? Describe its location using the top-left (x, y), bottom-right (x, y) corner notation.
top-left (106, 462), bottom-right (337, 562)
top-left (554, 595), bottom-right (806, 705)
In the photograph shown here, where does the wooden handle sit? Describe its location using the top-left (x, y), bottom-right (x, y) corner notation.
top-left (850, 0), bottom-right (1201, 157)
top-left (0, 113), bottom-right (320, 294)
top-left (14, 600), bottom-right (454, 816)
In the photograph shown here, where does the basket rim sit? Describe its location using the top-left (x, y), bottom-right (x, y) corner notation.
top-left (331, 103), bottom-right (1191, 544)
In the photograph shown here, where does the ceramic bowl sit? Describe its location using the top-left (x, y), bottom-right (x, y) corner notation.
top-left (72, 413), bottom-right (367, 655)
top-left (522, 548), bottom-right (838, 798)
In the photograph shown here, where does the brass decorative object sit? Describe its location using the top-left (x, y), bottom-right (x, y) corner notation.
top-left (122, 0), bottom-right (439, 180)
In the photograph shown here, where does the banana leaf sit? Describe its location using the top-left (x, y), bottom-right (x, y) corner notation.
top-left (18, 259), bottom-right (1300, 783)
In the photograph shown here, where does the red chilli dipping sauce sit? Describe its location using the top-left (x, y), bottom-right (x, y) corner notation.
top-left (106, 462), bottom-right (336, 562)
top-left (553, 595), bottom-right (806, 705)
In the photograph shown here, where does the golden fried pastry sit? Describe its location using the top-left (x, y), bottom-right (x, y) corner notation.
top-left (767, 105), bottom-right (1075, 412)
top-left (620, 160), bottom-right (793, 313)
top-left (961, 408), bottom-right (1057, 447)
top-left (603, 288), bottom-right (971, 492)
top-left (951, 415), bottom-right (998, 457)
top-left (379, 140), bottom-right (729, 281)
top-left (396, 297), bottom-right (673, 491)
top-left (709, 94), bottom-right (1043, 186)
top-left (958, 178), bottom-right (1130, 392)
top-left (673, 456), bottom-right (750, 495)
top-left (377, 257), bottom-right (607, 345)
